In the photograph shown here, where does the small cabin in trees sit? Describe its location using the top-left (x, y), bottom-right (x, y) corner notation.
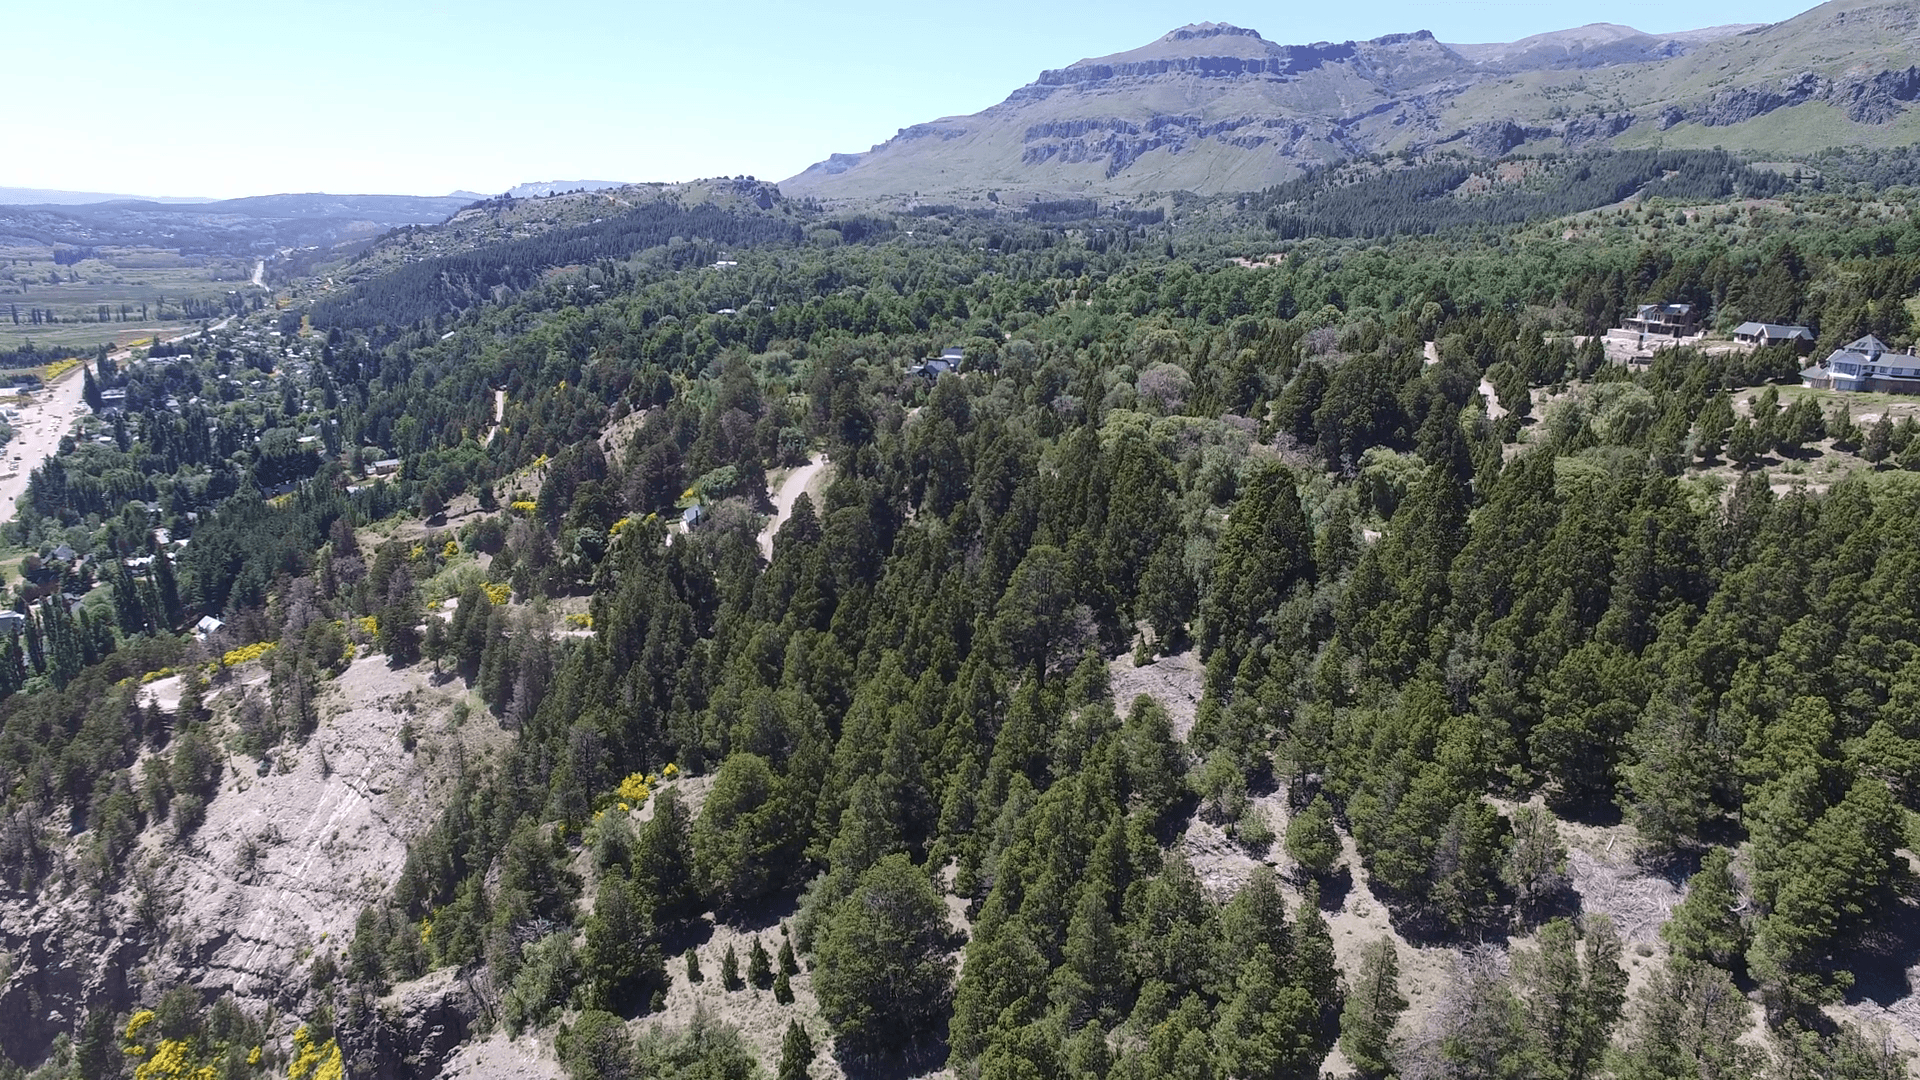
top-left (1622, 303), bottom-right (1701, 338)
top-left (1800, 334), bottom-right (1920, 394)
top-left (1732, 322), bottom-right (1814, 352)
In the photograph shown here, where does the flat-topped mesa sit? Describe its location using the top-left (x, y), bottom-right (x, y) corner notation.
top-left (1037, 26), bottom-right (1441, 87)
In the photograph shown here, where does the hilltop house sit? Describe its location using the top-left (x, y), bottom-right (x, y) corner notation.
top-left (1733, 322), bottom-right (1815, 352)
top-left (1622, 303), bottom-right (1701, 338)
top-left (1800, 335), bottom-right (1920, 395)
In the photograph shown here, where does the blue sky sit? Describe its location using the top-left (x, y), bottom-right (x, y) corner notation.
top-left (9, 0), bottom-right (1820, 199)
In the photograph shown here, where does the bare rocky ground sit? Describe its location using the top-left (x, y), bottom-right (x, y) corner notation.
top-left (438, 1032), bottom-right (563, 1080)
top-left (0, 650), bottom-right (501, 1065)
top-left (1107, 649), bottom-right (1204, 740)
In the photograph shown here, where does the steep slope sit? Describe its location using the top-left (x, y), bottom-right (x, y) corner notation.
top-left (0, 654), bottom-right (492, 1067)
top-left (782, 0), bottom-right (1920, 201)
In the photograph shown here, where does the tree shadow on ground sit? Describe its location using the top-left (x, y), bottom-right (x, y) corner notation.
top-left (837, 1036), bottom-right (950, 1080)
top-left (1836, 891), bottom-right (1920, 1010)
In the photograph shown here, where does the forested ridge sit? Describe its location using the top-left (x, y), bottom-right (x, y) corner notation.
top-left (9, 156), bottom-right (1920, 1080)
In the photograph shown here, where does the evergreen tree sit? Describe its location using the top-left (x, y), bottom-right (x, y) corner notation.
top-left (1511, 917), bottom-right (1627, 1080)
top-left (1614, 959), bottom-right (1762, 1080)
top-left (1662, 847), bottom-right (1745, 969)
top-left (1694, 392), bottom-right (1733, 462)
top-left (634, 787), bottom-right (701, 923)
top-left (1340, 937), bottom-right (1408, 1079)
top-left (776, 1020), bottom-right (815, 1080)
top-left (814, 854), bottom-right (954, 1055)
top-left (748, 936), bottom-right (774, 990)
top-left (1284, 794), bottom-right (1342, 880)
top-left (1503, 804), bottom-right (1570, 929)
top-left (721, 943), bottom-right (743, 991)
top-left (581, 870), bottom-right (664, 1015)
top-left (1862, 415), bottom-right (1894, 464)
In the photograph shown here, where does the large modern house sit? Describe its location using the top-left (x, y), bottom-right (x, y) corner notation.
top-left (1800, 334), bottom-right (1920, 394)
top-left (1622, 303), bottom-right (1701, 338)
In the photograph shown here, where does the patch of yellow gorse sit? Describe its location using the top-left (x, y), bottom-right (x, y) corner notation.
top-left (287, 1026), bottom-right (343, 1080)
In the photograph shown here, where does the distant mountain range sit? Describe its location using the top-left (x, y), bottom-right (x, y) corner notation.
top-left (0, 193), bottom-right (483, 256)
top-left (0, 186), bottom-right (212, 206)
top-left (782, 0), bottom-right (1920, 200)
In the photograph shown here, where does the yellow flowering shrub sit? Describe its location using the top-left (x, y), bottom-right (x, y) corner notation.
top-left (663, 762), bottom-right (680, 778)
top-left (443, 540), bottom-right (459, 557)
top-left (287, 1026), bottom-right (343, 1080)
top-left (564, 613), bottom-right (593, 629)
top-left (510, 500), bottom-right (537, 516)
top-left (43, 357), bottom-right (81, 381)
top-left (409, 544), bottom-right (426, 561)
top-left (615, 772), bottom-right (651, 805)
top-left (140, 667), bottom-right (176, 684)
top-left (136, 1040), bottom-right (215, 1080)
top-left (358, 615), bottom-right (378, 637)
top-left (483, 583), bottom-right (511, 605)
top-left (124, 1009), bottom-right (155, 1052)
top-left (248, 1048), bottom-right (262, 1067)
top-left (222, 642), bottom-right (277, 668)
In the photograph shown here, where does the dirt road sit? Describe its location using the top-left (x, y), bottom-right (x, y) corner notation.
top-left (758, 452), bottom-right (829, 559)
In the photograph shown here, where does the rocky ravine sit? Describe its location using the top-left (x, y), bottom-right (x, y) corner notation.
top-left (0, 654), bottom-right (497, 1066)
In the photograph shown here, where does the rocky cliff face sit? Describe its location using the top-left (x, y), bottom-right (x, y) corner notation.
top-left (782, 0), bottom-right (1920, 201)
top-left (0, 656), bottom-right (497, 1070)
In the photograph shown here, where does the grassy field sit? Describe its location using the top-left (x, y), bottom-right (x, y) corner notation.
top-left (0, 246), bottom-right (253, 352)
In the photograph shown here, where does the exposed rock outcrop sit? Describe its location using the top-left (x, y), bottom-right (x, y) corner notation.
top-left (0, 656), bottom-right (497, 1066)
top-left (339, 968), bottom-right (489, 1080)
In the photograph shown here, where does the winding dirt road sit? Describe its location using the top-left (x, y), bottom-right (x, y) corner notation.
top-left (758, 452), bottom-right (829, 559)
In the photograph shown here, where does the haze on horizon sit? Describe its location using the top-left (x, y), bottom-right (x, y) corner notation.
top-left (11, 0), bottom-right (1817, 201)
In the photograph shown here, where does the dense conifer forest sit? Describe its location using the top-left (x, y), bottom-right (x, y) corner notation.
top-left (10, 153), bottom-right (1920, 1080)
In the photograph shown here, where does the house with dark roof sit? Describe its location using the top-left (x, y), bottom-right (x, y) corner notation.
top-left (1733, 322), bottom-right (1815, 352)
top-left (1800, 335), bottom-right (1920, 394)
top-left (906, 347), bottom-right (964, 380)
top-left (1622, 303), bottom-right (1701, 338)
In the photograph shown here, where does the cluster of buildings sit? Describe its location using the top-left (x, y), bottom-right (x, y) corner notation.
top-left (1603, 301), bottom-right (1920, 396)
